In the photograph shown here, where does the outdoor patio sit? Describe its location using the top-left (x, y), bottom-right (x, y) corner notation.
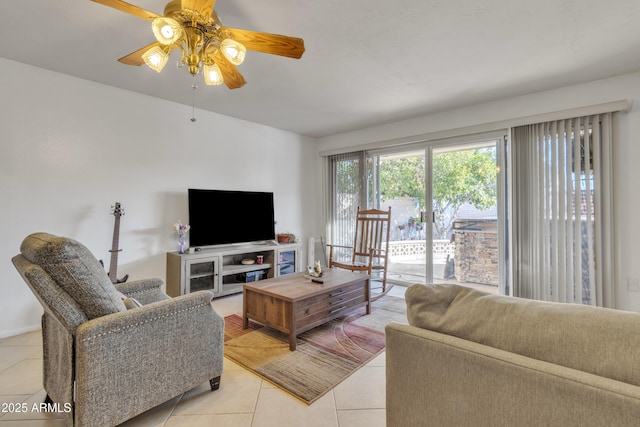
top-left (385, 240), bottom-right (499, 295)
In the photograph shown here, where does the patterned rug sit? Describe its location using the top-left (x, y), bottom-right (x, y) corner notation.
top-left (223, 295), bottom-right (407, 404)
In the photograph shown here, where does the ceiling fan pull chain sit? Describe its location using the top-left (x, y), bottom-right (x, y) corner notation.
top-left (191, 76), bottom-right (197, 123)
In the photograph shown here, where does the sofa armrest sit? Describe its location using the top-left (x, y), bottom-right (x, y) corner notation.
top-left (115, 277), bottom-right (169, 305)
top-left (385, 323), bottom-right (640, 427)
top-left (74, 290), bottom-right (223, 427)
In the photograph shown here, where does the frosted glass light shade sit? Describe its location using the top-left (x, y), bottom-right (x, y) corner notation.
top-left (151, 17), bottom-right (182, 45)
top-left (221, 39), bottom-right (246, 65)
top-left (142, 46), bottom-right (169, 73)
top-left (203, 63), bottom-right (224, 85)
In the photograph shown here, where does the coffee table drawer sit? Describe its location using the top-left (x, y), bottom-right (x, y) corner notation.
top-left (295, 282), bottom-right (367, 329)
top-left (295, 282), bottom-right (364, 314)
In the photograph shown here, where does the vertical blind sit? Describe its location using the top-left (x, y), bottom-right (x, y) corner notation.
top-left (326, 151), bottom-right (367, 249)
top-left (511, 113), bottom-right (615, 307)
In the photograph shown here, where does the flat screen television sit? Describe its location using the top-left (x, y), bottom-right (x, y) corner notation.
top-left (188, 189), bottom-right (275, 247)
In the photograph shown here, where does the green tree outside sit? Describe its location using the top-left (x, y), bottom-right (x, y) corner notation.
top-left (379, 148), bottom-right (497, 239)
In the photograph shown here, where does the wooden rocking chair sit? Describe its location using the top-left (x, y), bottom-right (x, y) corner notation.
top-left (328, 207), bottom-right (392, 299)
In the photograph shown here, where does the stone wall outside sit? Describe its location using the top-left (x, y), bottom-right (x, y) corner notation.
top-left (454, 220), bottom-right (499, 286)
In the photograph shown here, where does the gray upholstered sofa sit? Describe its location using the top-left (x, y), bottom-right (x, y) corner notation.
top-left (12, 232), bottom-right (224, 427)
top-left (386, 283), bottom-right (640, 427)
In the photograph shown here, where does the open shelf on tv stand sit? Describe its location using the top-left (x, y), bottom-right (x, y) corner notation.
top-left (166, 242), bottom-right (300, 298)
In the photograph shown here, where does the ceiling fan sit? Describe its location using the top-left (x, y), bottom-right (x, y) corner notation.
top-left (91, 0), bottom-right (305, 89)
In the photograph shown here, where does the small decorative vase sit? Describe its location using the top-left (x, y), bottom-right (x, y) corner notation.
top-left (178, 235), bottom-right (185, 254)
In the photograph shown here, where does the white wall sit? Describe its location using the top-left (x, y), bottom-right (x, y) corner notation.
top-left (0, 58), bottom-right (318, 338)
top-left (316, 71), bottom-right (640, 312)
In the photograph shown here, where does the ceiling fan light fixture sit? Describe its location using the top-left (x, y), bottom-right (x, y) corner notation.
top-left (203, 63), bottom-right (224, 85)
top-left (92, 0), bottom-right (305, 90)
top-left (151, 17), bottom-right (182, 45)
top-left (142, 46), bottom-right (170, 73)
top-left (221, 39), bottom-right (246, 65)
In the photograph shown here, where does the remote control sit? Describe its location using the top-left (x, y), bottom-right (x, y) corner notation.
top-left (311, 278), bottom-right (324, 284)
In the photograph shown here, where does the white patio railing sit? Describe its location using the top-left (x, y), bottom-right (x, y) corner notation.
top-left (388, 240), bottom-right (455, 260)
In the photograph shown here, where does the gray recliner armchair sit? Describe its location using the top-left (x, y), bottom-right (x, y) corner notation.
top-left (12, 232), bottom-right (224, 427)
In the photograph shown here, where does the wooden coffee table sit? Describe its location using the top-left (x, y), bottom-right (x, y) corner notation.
top-left (242, 270), bottom-right (370, 350)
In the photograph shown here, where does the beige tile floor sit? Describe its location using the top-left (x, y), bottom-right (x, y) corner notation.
top-left (0, 285), bottom-right (408, 427)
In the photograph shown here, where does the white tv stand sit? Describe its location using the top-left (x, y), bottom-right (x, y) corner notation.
top-left (166, 242), bottom-right (300, 298)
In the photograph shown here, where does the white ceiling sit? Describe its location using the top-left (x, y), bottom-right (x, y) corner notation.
top-left (3, 0), bottom-right (640, 138)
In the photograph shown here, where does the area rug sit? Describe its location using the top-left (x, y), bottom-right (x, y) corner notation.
top-left (223, 295), bottom-right (407, 404)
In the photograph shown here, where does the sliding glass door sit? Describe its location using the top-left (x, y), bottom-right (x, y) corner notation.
top-left (365, 138), bottom-right (505, 294)
top-left (327, 133), bottom-right (506, 294)
top-left (429, 141), bottom-right (504, 294)
top-left (367, 149), bottom-right (429, 285)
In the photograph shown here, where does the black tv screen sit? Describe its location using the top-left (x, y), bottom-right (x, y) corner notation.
top-left (188, 189), bottom-right (276, 247)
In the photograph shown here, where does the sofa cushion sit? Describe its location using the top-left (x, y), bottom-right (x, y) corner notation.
top-left (20, 233), bottom-right (127, 319)
top-left (406, 283), bottom-right (640, 387)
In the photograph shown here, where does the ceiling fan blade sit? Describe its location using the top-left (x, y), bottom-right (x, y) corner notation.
top-left (226, 28), bottom-right (305, 59)
top-left (181, 0), bottom-right (216, 20)
top-left (212, 51), bottom-right (246, 89)
top-left (91, 0), bottom-right (161, 21)
top-left (117, 42), bottom-right (161, 66)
